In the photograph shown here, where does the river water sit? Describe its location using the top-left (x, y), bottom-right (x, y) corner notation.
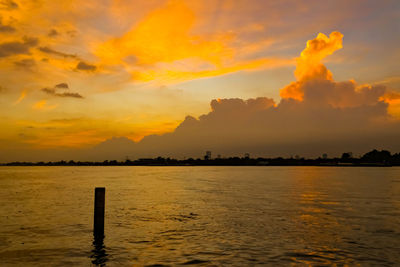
top-left (0, 166), bottom-right (399, 266)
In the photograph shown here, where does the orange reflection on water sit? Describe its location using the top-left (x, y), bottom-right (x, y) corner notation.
top-left (288, 167), bottom-right (348, 265)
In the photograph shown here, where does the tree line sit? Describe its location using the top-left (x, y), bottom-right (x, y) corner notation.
top-left (1, 149), bottom-right (400, 166)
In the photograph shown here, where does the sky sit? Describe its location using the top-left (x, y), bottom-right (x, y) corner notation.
top-left (0, 0), bottom-right (399, 162)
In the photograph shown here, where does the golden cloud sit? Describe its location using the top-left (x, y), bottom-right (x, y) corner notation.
top-left (279, 31), bottom-right (399, 118)
top-left (32, 99), bottom-right (58, 110)
top-left (14, 116), bottom-right (180, 149)
top-left (381, 91), bottom-right (400, 118)
top-left (280, 31), bottom-right (343, 101)
top-left (96, 0), bottom-right (290, 84)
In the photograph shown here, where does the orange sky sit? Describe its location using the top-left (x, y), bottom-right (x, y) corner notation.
top-left (0, 0), bottom-right (399, 160)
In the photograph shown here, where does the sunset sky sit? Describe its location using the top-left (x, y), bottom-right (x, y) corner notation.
top-left (0, 0), bottom-right (399, 161)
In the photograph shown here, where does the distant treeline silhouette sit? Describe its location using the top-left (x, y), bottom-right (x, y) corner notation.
top-left (2, 149), bottom-right (400, 166)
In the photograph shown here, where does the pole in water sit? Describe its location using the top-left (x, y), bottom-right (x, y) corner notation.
top-left (94, 187), bottom-right (105, 237)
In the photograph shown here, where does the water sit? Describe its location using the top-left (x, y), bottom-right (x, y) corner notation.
top-left (0, 166), bottom-right (400, 266)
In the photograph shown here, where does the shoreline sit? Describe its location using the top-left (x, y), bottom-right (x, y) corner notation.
top-left (0, 163), bottom-right (395, 167)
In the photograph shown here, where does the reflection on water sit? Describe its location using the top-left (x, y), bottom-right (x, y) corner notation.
top-left (91, 235), bottom-right (108, 266)
top-left (0, 166), bottom-right (399, 265)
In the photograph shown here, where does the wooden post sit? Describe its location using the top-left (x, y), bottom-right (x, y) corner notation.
top-left (94, 187), bottom-right (105, 237)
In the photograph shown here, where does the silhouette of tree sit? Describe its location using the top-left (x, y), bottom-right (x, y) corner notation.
top-left (361, 149), bottom-right (391, 163)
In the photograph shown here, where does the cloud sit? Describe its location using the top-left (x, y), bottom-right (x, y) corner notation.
top-left (381, 91), bottom-right (400, 101)
top-left (41, 83), bottom-right (84, 98)
top-left (41, 87), bottom-right (56, 94)
top-left (14, 58), bottom-right (36, 70)
top-left (55, 83), bottom-right (68, 89)
top-left (13, 90), bottom-right (26, 105)
top-left (90, 31), bottom-right (400, 159)
top-left (0, 0), bottom-right (18, 10)
top-left (96, 0), bottom-right (290, 84)
top-left (48, 29), bottom-right (59, 37)
top-left (130, 57), bottom-right (291, 82)
top-left (57, 92), bottom-right (83, 98)
top-left (278, 32), bottom-right (392, 111)
top-left (38, 46), bottom-right (77, 58)
top-left (97, 0), bottom-right (227, 66)
top-left (0, 37), bottom-right (38, 58)
top-left (123, 96), bottom-right (399, 158)
top-left (381, 91), bottom-right (400, 118)
top-left (295, 32), bottom-right (343, 81)
top-left (32, 100), bottom-right (57, 110)
top-left (280, 32), bottom-right (343, 101)
top-left (0, 17), bottom-right (15, 33)
top-left (76, 61), bottom-right (96, 71)
top-left (0, 24), bottom-right (14, 32)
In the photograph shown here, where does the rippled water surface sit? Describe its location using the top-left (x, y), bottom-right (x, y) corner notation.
top-left (1, 166), bottom-right (400, 266)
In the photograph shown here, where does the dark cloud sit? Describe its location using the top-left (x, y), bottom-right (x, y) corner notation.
top-left (0, 24), bottom-right (15, 33)
top-left (55, 83), bottom-right (68, 89)
top-left (0, 36), bottom-right (38, 58)
top-left (41, 87), bottom-right (56, 94)
top-left (48, 29), bottom-right (59, 37)
top-left (23, 36), bottom-right (38, 46)
top-left (86, 79), bottom-right (400, 160)
top-left (117, 89), bottom-right (400, 158)
top-left (57, 92), bottom-right (83, 98)
top-left (42, 89), bottom-right (84, 99)
top-left (301, 80), bottom-right (386, 108)
top-left (14, 58), bottom-right (36, 70)
top-left (38, 46), bottom-right (77, 58)
top-left (0, 17), bottom-right (15, 33)
top-left (0, 0), bottom-right (18, 10)
top-left (76, 61), bottom-right (96, 71)
top-left (41, 83), bottom-right (83, 99)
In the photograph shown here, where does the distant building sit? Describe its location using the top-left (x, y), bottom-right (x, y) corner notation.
top-left (204, 151), bottom-right (212, 160)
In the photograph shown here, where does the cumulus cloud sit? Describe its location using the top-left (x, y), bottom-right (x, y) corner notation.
top-left (381, 91), bottom-right (400, 117)
top-left (76, 61), bottom-right (96, 71)
top-left (381, 91), bottom-right (400, 102)
top-left (0, 36), bottom-right (38, 58)
top-left (41, 83), bottom-right (83, 99)
top-left (279, 32), bottom-right (391, 110)
top-left (280, 32), bottom-right (343, 101)
top-left (91, 31), bottom-right (400, 159)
